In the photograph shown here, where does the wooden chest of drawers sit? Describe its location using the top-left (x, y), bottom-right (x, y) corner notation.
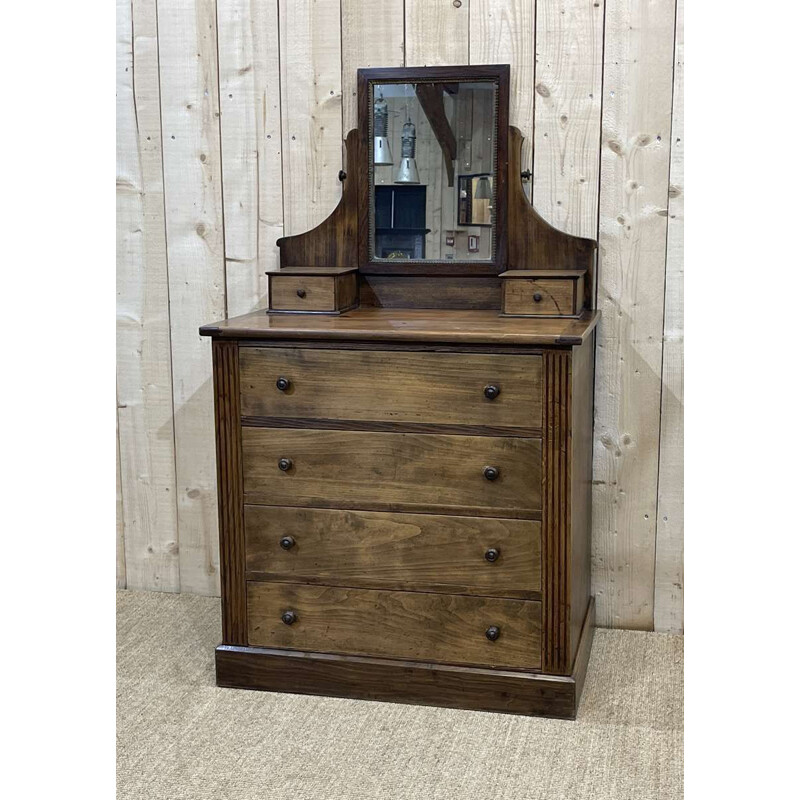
top-left (201, 309), bottom-right (596, 718)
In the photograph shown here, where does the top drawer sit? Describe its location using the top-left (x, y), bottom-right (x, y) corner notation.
top-left (240, 347), bottom-right (542, 430)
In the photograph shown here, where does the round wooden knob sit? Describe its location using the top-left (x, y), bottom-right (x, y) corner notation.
top-left (296, 288), bottom-right (306, 298)
top-left (278, 458), bottom-right (293, 472)
top-left (484, 548), bottom-right (500, 563)
top-left (276, 376), bottom-right (291, 391)
top-left (483, 466), bottom-right (500, 481)
top-left (281, 610), bottom-right (297, 626)
top-left (279, 536), bottom-right (296, 550)
top-left (484, 385), bottom-right (501, 400)
top-left (485, 625), bottom-right (501, 641)
top-left (533, 292), bottom-right (543, 302)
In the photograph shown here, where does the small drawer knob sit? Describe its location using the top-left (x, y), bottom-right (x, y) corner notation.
top-left (281, 610), bottom-right (297, 626)
top-left (484, 548), bottom-right (500, 563)
top-left (533, 292), bottom-right (543, 302)
top-left (278, 458), bottom-right (293, 472)
top-left (279, 536), bottom-right (296, 550)
top-left (296, 288), bottom-right (306, 298)
top-left (276, 376), bottom-right (291, 391)
top-left (484, 384), bottom-right (501, 401)
top-left (485, 625), bottom-right (501, 641)
top-left (483, 466), bottom-right (500, 481)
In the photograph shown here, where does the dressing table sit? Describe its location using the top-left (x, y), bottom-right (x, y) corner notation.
top-left (201, 64), bottom-right (598, 718)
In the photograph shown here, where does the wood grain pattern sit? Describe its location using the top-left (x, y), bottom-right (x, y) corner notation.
top-left (217, 0), bottom-right (284, 315)
top-left (116, 408), bottom-right (126, 589)
top-left (213, 341), bottom-right (247, 644)
top-left (201, 307), bottom-right (600, 347)
top-left (341, 1), bottom-right (405, 132)
top-left (269, 276), bottom-right (337, 311)
top-left (593, 0), bottom-right (676, 629)
top-left (507, 127), bottom-right (597, 308)
top-left (279, 0), bottom-right (342, 236)
top-left (542, 350), bottom-right (572, 673)
top-left (240, 347), bottom-right (543, 428)
top-left (359, 275), bottom-right (501, 310)
top-left (470, 0), bottom-right (535, 199)
top-left (158, 0), bottom-right (225, 595)
top-left (276, 131), bottom-right (359, 268)
top-left (242, 428), bottom-right (542, 518)
top-left (247, 582), bottom-right (542, 669)
top-left (117, 0), bottom-right (180, 592)
top-left (502, 277), bottom-right (580, 316)
top-left (405, 0), bottom-right (469, 66)
top-left (655, 0), bottom-right (684, 634)
top-left (244, 506), bottom-right (541, 597)
top-left (570, 335), bottom-right (594, 662)
top-left (533, 0), bottom-right (604, 240)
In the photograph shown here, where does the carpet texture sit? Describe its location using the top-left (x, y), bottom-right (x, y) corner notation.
top-left (117, 590), bottom-right (683, 800)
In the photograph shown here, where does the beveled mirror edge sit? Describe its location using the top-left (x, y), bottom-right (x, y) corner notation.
top-left (357, 64), bottom-right (510, 276)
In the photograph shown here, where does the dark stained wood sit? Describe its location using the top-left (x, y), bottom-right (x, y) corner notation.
top-left (244, 505), bottom-right (541, 598)
top-left (359, 275), bottom-right (501, 310)
top-left (215, 595), bottom-right (594, 718)
top-left (246, 581), bottom-right (542, 669)
top-left (212, 341), bottom-right (246, 645)
top-left (414, 83), bottom-right (457, 187)
top-left (503, 277), bottom-right (581, 317)
top-left (542, 349), bottom-right (572, 674)
top-left (269, 268), bottom-right (359, 314)
top-left (239, 346), bottom-right (543, 429)
top-left (570, 334), bottom-right (595, 664)
top-left (276, 130), bottom-right (360, 268)
top-left (507, 127), bottom-right (596, 308)
top-left (357, 64), bottom-right (509, 275)
top-left (200, 308), bottom-right (600, 347)
top-left (241, 427), bottom-right (543, 518)
top-left (241, 416), bottom-right (541, 439)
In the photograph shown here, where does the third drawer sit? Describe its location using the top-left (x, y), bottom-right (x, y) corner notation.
top-left (245, 505), bottom-right (541, 599)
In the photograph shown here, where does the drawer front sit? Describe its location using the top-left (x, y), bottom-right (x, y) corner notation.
top-left (240, 348), bottom-right (542, 430)
top-left (245, 506), bottom-right (541, 598)
top-left (242, 428), bottom-right (542, 517)
top-left (503, 278), bottom-right (577, 316)
top-left (270, 276), bottom-right (336, 311)
top-left (247, 581), bottom-right (542, 669)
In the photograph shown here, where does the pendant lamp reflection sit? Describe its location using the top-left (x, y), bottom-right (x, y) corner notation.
top-left (474, 175), bottom-right (492, 200)
top-left (395, 120), bottom-right (420, 184)
top-left (373, 91), bottom-right (393, 166)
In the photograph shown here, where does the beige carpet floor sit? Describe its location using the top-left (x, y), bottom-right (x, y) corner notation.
top-left (117, 590), bottom-right (683, 800)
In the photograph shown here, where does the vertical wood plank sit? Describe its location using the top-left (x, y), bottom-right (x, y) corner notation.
top-left (116, 406), bottom-right (126, 589)
top-left (341, 1), bottom-right (405, 132)
top-left (405, 0), bottom-right (469, 66)
top-left (533, 0), bottom-right (604, 238)
top-left (470, 0), bottom-right (535, 197)
top-left (279, 1), bottom-right (343, 235)
top-left (592, 0), bottom-right (676, 629)
top-left (158, 0), bottom-right (226, 595)
top-left (116, 0), bottom-right (180, 592)
top-left (654, 0), bottom-right (683, 634)
top-left (217, 0), bottom-right (284, 316)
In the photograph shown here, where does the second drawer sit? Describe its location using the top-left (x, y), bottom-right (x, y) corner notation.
top-left (242, 427), bottom-right (542, 518)
top-left (245, 506), bottom-right (541, 598)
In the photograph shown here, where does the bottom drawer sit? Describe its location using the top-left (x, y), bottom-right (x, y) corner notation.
top-left (247, 581), bottom-right (542, 670)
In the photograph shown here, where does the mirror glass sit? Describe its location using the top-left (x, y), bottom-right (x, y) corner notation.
top-left (369, 80), bottom-right (497, 262)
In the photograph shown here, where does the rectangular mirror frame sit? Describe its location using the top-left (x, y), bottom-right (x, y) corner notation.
top-left (357, 64), bottom-right (510, 276)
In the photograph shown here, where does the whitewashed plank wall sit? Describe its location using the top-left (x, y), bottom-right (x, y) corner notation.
top-left (116, 0), bottom-right (684, 632)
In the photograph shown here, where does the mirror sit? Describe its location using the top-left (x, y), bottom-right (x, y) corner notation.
top-left (368, 79), bottom-right (498, 263)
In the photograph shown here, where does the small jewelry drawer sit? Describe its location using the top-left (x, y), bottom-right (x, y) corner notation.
top-left (500, 269), bottom-right (586, 317)
top-left (246, 581), bottom-right (542, 669)
top-left (244, 506), bottom-right (541, 598)
top-left (268, 267), bottom-right (358, 313)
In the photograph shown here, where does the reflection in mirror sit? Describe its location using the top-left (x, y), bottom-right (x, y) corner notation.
top-left (370, 81), bottom-right (497, 262)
